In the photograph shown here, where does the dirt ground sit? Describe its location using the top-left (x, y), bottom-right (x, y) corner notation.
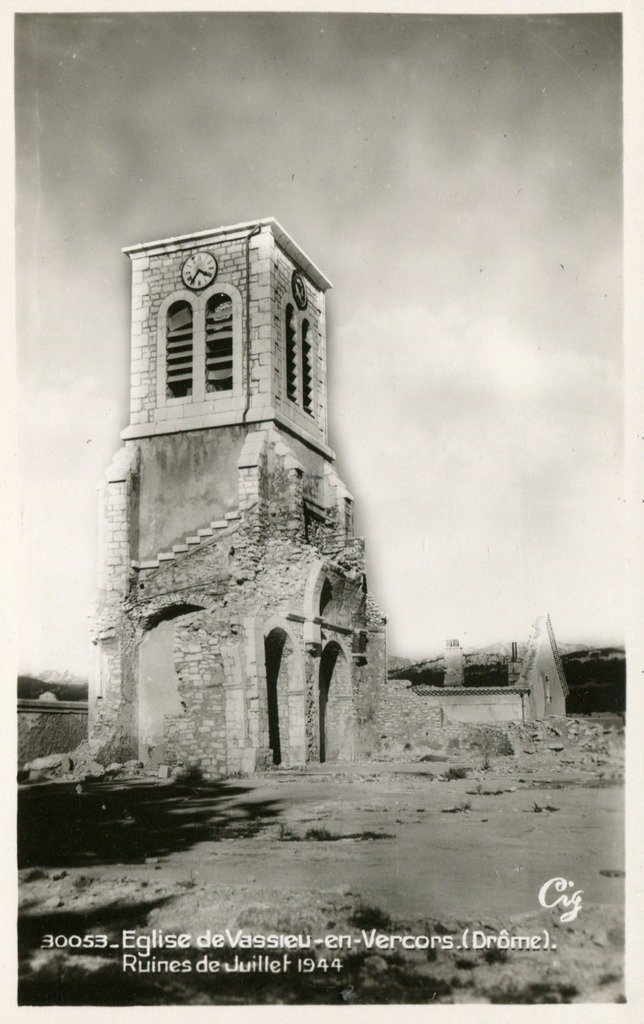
top-left (17, 716), bottom-right (625, 1005)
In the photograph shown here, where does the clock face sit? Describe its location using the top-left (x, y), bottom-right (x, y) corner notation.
top-left (292, 269), bottom-right (308, 310)
top-left (182, 251), bottom-right (218, 290)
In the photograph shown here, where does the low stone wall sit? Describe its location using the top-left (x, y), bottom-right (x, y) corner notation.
top-left (18, 700), bottom-right (88, 768)
top-left (378, 678), bottom-right (524, 747)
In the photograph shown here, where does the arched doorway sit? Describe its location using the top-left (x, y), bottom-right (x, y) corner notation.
top-left (264, 626), bottom-right (305, 767)
top-left (318, 641), bottom-right (353, 763)
top-left (138, 603), bottom-right (204, 762)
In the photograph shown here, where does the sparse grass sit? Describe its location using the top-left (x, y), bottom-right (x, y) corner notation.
top-left (71, 875), bottom-right (93, 893)
top-left (179, 872), bottom-right (197, 890)
top-left (483, 946), bottom-right (509, 964)
top-left (441, 801), bottom-right (472, 814)
top-left (349, 904), bottom-right (394, 930)
top-left (467, 785), bottom-right (509, 796)
top-left (488, 980), bottom-right (578, 1003)
top-left (211, 821), bottom-right (262, 841)
top-left (599, 971), bottom-right (621, 986)
top-left (443, 767), bottom-right (469, 781)
top-left (174, 764), bottom-right (206, 784)
top-left (278, 825), bottom-right (393, 843)
top-left (21, 868), bottom-right (47, 882)
top-left (278, 823), bottom-right (295, 841)
top-left (480, 754), bottom-right (492, 771)
top-left (454, 956), bottom-right (477, 970)
top-left (305, 827), bottom-right (335, 841)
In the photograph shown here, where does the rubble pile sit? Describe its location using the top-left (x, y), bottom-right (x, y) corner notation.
top-left (20, 741), bottom-right (166, 784)
top-left (376, 715), bottom-right (624, 781)
top-left (505, 716), bottom-right (624, 779)
top-left (19, 715), bottom-right (624, 785)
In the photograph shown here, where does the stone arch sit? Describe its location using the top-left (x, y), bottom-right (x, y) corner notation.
top-left (303, 562), bottom-right (354, 650)
top-left (303, 559), bottom-right (327, 616)
top-left (302, 559), bottom-right (328, 649)
top-left (261, 617), bottom-right (306, 767)
top-left (140, 601), bottom-right (206, 633)
top-left (318, 638), bottom-right (354, 763)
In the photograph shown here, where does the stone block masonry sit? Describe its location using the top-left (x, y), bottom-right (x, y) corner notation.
top-left (91, 428), bottom-right (385, 777)
top-left (18, 700), bottom-right (88, 769)
top-left (376, 678), bottom-right (525, 750)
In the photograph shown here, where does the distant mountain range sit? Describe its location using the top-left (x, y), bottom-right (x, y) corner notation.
top-left (18, 671), bottom-right (88, 702)
top-left (388, 646), bottom-right (625, 715)
top-left (19, 645), bottom-right (626, 716)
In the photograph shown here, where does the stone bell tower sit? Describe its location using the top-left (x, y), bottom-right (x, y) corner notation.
top-left (117, 218), bottom-right (340, 565)
top-left (90, 219), bottom-right (385, 775)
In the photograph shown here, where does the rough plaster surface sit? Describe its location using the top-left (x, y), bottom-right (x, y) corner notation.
top-left (18, 709), bottom-right (87, 767)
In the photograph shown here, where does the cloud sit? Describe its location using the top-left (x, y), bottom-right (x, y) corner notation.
top-left (330, 303), bottom-right (623, 653)
top-left (18, 376), bottom-right (123, 675)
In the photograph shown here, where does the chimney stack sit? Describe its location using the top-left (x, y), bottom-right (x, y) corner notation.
top-left (444, 638), bottom-right (464, 687)
top-left (508, 641), bottom-right (521, 685)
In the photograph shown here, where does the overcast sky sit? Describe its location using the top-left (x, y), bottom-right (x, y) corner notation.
top-left (15, 11), bottom-right (623, 675)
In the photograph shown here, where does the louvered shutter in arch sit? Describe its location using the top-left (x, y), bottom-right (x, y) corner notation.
top-left (205, 293), bottom-right (234, 392)
top-left (166, 300), bottom-right (193, 398)
top-left (301, 318), bottom-right (313, 415)
top-left (285, 303), bottom-right (298, 403)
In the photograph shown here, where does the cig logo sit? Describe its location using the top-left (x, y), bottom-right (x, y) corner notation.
top-left (538, 877), bottom-right (583, 922)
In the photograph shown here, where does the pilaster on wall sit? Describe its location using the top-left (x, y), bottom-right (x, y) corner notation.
top-left (96, 445), bottom-right (140, 615)
top-left (220, 638), bottom-right (259, 774)
top-left (88, 624), bottom-right (138, 763)
top-left (269, 428), bottom-right (306, 539)
top-left (323, 462), bottom-right (354, 547)
top-left (243, 615), bottom-right (278, 772)
top-left (90, 444), bottom-right (140, 759)
top-left (246, 229), bottom-right (274, 417)
top-left (237, 429), bottom-right (268, 511)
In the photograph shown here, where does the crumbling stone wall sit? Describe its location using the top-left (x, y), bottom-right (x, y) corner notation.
top-left (375, 678), bottom-right (525, 751)
top-left (91, 426), bottom-right (387, 778)
top-left (352, 629), bottom-right (387, 759)
top-left (18, 705), bottom-right (88, 768)
top-left (163, 616), bottom-right (228, 776)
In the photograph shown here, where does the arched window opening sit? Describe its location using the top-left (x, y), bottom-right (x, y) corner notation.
top-left (205, 293), bottom-right (234, 392)
top-left (166, 300), bottom-right (193, 398)
top-left (285, 303), bottom-right (298, 403)
top-left (301, 319), bottom-right (313, 415)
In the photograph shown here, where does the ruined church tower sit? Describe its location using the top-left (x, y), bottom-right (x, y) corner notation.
top-left (90, 219), bottom-right (386, 776)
